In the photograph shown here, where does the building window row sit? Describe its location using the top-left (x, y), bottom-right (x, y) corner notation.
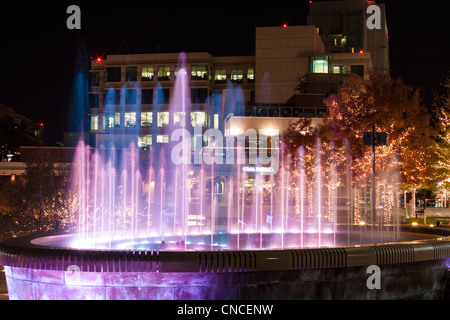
top-left (90, 111), bottom-right (208, 131)
top-left (91, 88), bottom-right (214, 107)
top-left (310, 56), bottom-right (364, 77)
top-left (93, 66), bottom-right (255, 84)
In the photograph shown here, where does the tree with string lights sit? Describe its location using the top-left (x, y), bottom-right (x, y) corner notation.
top-left (433, 73), bottom-right (450, 207)
top-left (323, 70), bottom-right (439, 218)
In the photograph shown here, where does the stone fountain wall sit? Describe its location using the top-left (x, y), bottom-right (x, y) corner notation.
top-left (3, 259), bottom-right (448, 300)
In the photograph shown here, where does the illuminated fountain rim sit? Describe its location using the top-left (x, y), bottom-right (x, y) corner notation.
top-left (1, 225), bottom-right (450, 273)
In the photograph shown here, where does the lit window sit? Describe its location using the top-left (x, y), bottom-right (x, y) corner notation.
top-left (174, 112), bottom-right (186, 126)
top-left (214, 69), bottom-right (227, 83)
top-left (126, 66), bottom-right (137, 82)
top-left (332, 65), bottom-right (346, 74)
top-left (247, 68), bottom-right (255, 83)
top-left (157, 135), bottom-right (169, 143)
top-left (231, 69), bottom-right (244, 83)
top-left (311, 56), bottom-right (329, 73)
top-left (114, 113), bottom-right (121, 127)
top-left (174, 66), bottom-right (181, 79)
top-left (192, 135), bottom-right (203, 151)
top-left (103, 114), bottom-right (115, 129)
top-left (124, 112), bottom-right (137, 128)
top-left (158, 66), bottom-right (171, 81)
top-left (157, 112), bottom-right (170, 127)
top-left (190, 112), bottom-right (206, 127)
top-left (141, 66), bottom-right (154, 81)
top-left (91, 115), bottom-right (99, 131)
top-left (141, 112), bottom-right (153, 128)
top-left (214, 114), bottom-right (219, 129)
top-left (191, 65), bottom-right (208, 80)
top-left (138, 135), bottom-right (152, 149)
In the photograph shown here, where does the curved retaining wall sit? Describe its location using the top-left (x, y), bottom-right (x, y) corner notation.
top-left (1, 230), bottom-right (449, 300)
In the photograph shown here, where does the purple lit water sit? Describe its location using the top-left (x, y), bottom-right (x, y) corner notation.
top-left (69, 55), bottom-right (402, 251)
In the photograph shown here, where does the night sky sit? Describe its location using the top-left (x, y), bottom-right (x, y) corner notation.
top-left (1, 0), bottom-right (449, 144)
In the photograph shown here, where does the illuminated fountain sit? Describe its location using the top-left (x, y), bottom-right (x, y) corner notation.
top-left (1, 53), bottom-right (449, 300)
top-left (67, 56), bottom-right (349, 252)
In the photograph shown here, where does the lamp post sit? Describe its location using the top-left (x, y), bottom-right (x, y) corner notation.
top-left (363, 127), bottom-right (387, 242)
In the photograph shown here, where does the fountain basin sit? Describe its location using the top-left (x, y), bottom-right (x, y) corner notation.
top-left (1, 226), bottom-right (449, 300)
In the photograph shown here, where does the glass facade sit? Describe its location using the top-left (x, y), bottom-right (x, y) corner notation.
top-left (91, 115), bottom-right (99, 131)
top-left (141, 89), bottom-right (153, 105)
top-left (138, 135), bottom-right (152, 149)
top-left (231, 68), bottom-right (244, 83)
top-left (191, 112), bottom-right (207, 127)
top-left (157, 112), bottom-right (169, 127)
top-left (214, 69), bottom-right (227, 83)
top-left (311, 56), bottom-right (329, 73)
top-left (141, 66), bottom-right (154, 81)
top-left (89, 93), bottom-right (99, 108)
top-left (125, 89), bottom-right (137, 105)
top-left (174, 66), bottom-right (181, 79)
top-left (158, 66), bottom-right (171, 81)
top-left (332, 65), bottom-right (347, 74)
top-left (124, 112), bottom-right (137, 128)
top-left (90, 72), bottom-right (100, 86)
top-left (106, 67), bottom-right (121, 82)
top-left (157, 135), bottom-right (169, 143)
top-left (247, 68), bottom-right (255, 82)
top-left (344, 10), bottom-right (364, 53)
top-left (174, 112), bottom-right (186, 126)
top-left (103, 114), bottom-right (115, 129)
top-left (114, 113), bottom-right (120, 127)
top-left (191, 88), bottom-right (209, 104)
top-left (141, 112), bottom-right (152, 128)
top-left (125, 66), bottom-right (137, 82)
top-left (191, 65), bottom-right (208, 80)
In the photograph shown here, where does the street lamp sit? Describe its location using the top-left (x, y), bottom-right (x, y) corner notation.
top-left (363, 126), bottom-right (387, 242)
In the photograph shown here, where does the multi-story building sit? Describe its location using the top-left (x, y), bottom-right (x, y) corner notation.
top-left (307, 0), bottom-right (389, 73)
top-left (0, 104), bottom-right (45, 185)
top-left (0, 104), bottom-right (44, 161)
top-left (89, 52), bottom-right (256, 148)
top-left (87, 0), bottom-right (388, 149)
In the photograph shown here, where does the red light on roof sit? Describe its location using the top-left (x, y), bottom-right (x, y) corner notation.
top-left (97, 57), bottom-right (102, 62)
top-left (283, 23), bottom-right (287, 29)
top-left (40, 123), bottom-right (44, 127)
top-left (359, 50), bottom-right (364, 54)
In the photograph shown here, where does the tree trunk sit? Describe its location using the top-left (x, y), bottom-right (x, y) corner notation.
top-left (412, 185), bottom-right (416, 218)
